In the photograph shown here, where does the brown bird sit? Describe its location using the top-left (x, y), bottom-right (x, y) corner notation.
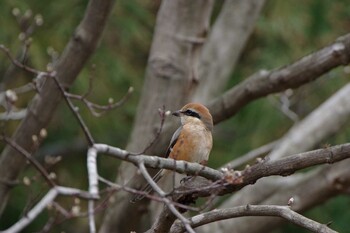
top-left (132, 103), bottom-right (213, 202)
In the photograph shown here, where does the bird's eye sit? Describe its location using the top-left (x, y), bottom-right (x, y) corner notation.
top-left (183, 109), bottom-right (200, 119)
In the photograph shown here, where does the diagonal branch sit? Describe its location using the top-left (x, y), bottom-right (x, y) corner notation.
top-left (2, 136), bottom-right (55, 187)
top-left (209, 33), bottom-right (350, 124)
top-left (138, 162), bottom-right (195, 233)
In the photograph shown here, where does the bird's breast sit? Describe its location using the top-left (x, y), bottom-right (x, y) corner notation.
top-left (171, 123), bottom-right (212, 164)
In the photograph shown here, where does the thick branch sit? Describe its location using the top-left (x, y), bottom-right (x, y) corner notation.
top-left (209, 33), bottom-right (350, 124)
top-left (210, 160), bottom-right (349, 233)
top-left (92, 142), bottom-right (350, 196)
top-left (91, 144), bottom-right (222, 180)
top-left (170, 205), bottom-right (336, 233)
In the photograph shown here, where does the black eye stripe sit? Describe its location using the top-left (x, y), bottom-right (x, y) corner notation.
top-left (183, 109), bottom-right (201, 119)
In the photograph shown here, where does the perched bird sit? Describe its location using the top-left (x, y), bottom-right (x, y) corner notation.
top-left (131, 103), bottom-right (213, 202)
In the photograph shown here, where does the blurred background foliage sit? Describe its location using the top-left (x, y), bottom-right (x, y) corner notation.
top-left (0, 0), bottom-right (349, 232)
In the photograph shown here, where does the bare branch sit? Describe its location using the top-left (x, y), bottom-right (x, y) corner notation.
top-left (223, 140), bottom-right (279, 169)
top-left (91, 142), bottom-right (350, 197)
top-left (0, 44), bottom-right (42, 75)
top-left (138, 162), bottom-right (195, 233)
top-left (170, 205), bottom-right (337, 233)
top-left (98, 176), bottom-right (198, 212)
top-left (65, 86), bottom-right (133, 117)
top-left (209, 33), bottom-right (350, 124)
top-left (52, 74), bottom-right (95, 146)
top-left (88, 201), bottom-right (96, 233)
top-left (136, 106), bottom-right (167, 155)
top-left (87, 147), bottom-right (99, 233)
top-left (2, 136), bottom-right (55, 187)
top-left (0, 186), bottom-right (98, 233)
top-left (268, 82), bottom-right (350, 160)
top-left (268, 91), bottom-right (300, 122)
top-left (90, 144), bottom-right (222, 181)
top-left (0, 109), bottom-right (27, 121)
top-left (0, 0), bottom-right (116, 215)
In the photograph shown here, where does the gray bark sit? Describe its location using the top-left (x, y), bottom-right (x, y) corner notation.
top-left (98, 1), bottom-right (214, 232)
top-left (193, 0), bottom-right (266, 103)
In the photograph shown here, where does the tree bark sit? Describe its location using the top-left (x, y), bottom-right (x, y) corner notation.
top-left (193, 0), bottom-right (266, 103)
top-left (98, 1), bottom-right (214, 232)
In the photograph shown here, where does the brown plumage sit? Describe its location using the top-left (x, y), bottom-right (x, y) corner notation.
top-left (131, 103), bottom-right (213, 202)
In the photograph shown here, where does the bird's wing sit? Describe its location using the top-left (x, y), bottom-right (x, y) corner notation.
top-left (165, 126), bottom-right (182, 158)
top-left (130, 126), bottom-right (183, 203)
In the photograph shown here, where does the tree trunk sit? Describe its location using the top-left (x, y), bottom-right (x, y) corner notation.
top-left (99, 1), bottom-right (214, 232)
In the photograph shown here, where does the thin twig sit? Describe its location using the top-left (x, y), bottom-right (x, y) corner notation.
top-left (82, 64), bottom-right (96, 99)
top-left (138, 162), bottom-right (195, 233)
top-left (136, 105), bottom-right (167, 154)
top-left (65, 86), bottom-right (133, 117)
top-left (51, 74), bottom-right (95, 146)
top-left (2, 136), bottom-right (56, 187)
top-left (98, 176), bottom-right (199, 212)
top-left (0, 44), bottom-right (45, 75)
top-left (223, 139), bottom-right (280, 169)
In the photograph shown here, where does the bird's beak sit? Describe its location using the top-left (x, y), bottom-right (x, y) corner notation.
top-left (172, 110), bottom-right (181, 117)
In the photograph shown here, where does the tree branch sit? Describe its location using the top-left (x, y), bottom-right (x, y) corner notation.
top-left (0, 186), bottom-right (98, 233)
top-left (223, 139), bottom-right (279, 169)
top-left (170, 205), bottom-right (336, 233)
top-left (209, 33), bottom-right (350, 124)
top-left (268, 82), bottom-right (350, 160)
top-left (0, 0), bottom-right (116, 216)
top-left (138, 162), bottom-right (195, 233)
top-left (91, 142), bottom-right (350, 197)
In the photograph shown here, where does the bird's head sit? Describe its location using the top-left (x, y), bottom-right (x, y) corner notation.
top-left (172, 103), bottom-right (213, 131)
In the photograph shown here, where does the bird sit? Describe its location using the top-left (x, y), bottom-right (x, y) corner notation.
top-left (131, 103), bottom-right (213, 202)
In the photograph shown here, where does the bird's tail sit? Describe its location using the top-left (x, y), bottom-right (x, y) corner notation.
top-left (130, 169), bottom-right (164, 203)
